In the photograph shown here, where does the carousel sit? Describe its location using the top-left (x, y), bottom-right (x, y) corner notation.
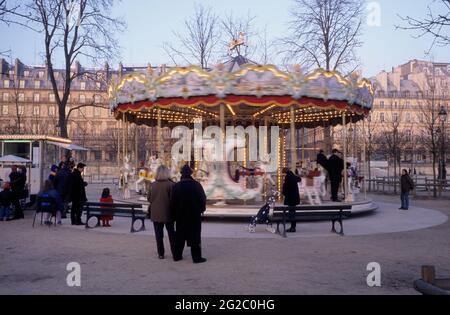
top-left (108, 50), bottom-right (376, 216)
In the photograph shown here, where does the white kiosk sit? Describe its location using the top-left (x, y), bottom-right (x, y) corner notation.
top-left (0, 135), bottom-right (88, 198)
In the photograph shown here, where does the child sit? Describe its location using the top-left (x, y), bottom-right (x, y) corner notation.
top-left (100, 188), bottom-right (114, 227)
top-left (0, 182), bottom-right (13, 221)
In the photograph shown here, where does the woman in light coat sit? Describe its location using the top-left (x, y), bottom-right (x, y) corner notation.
top-left (147, 165), bottom-right (175, 259)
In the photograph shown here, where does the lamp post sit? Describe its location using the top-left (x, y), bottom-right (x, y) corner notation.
top-left (438, 106), bottom-right (447, 190)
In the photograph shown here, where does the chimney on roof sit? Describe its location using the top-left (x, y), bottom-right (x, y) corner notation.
top-left (118, 62), bottom-right (123, 77)
top-left (14, 58), bottom-right (23, 81)
top-left (104, 62), bottom-right (110, 81)
top-left (44, 59), bottom-right (50, 80)
top-left (71, 61), bottom-right (81, 76)
top-left (0, 58), bottom-right (9, 75)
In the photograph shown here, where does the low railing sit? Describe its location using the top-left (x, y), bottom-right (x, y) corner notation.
top-left (365, 176), bottom-right (449, 197)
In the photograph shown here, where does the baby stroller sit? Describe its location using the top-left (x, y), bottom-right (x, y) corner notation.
top-left (247, 189), bottom-right (279, 233)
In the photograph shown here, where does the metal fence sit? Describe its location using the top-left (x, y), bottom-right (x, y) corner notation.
top-left (366, 176), bottom-right (449, 197)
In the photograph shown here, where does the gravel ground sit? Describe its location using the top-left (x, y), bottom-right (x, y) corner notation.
top-left (0, 194), bottom-right (449, 295)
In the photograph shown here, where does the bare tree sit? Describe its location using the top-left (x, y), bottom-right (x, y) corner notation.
top-left (281, 0), bottom-right (364, 73)
top-left (0, 0), bottom-right (18, 23)
top-left (417, 66), bottom-right (448, 196)
top-left (164, 4), bottom-right (221, 69)
top-left (379, 99), bottom-right (412, 193)
top-left (397, 0), bottom-right (450, 53)
top-left (9, 0), bottom-right (124, 138)
top-left (256, 25), bottom-right (275, 64)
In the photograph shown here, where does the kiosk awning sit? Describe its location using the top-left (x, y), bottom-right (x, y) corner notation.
top-left (47, 142), bottom-right (89, 151)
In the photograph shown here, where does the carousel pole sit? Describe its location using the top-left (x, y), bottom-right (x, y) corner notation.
top-left (117, 120), bottom-right (121, 167)
top-left (342, 112), bottom-right (348, 201)
top-left (134, 125), bottom-right (139, 169)
top-left (122, 114), bottom-right (126, 163)
top-left (363, 118), bottom-right (367, 200)
top-left (220, 103), bottom-right (225, 155)
top-left (290, 106), bottom-right (297, 172)
top-left (301, 127), bottom-right (305, 168)
top-left (125, 114), bottom-right (129, 159)
top-left (157, 107), bottom-right (162, 158)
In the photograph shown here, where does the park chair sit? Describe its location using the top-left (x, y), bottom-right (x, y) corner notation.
top-left (32, 193), bottom-right (57, 228)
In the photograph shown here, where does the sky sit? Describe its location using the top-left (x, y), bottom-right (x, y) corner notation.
top-left (0, 0), bottom-right (449, 77)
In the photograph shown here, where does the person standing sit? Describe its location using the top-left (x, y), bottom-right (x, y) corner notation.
top-left (0, 182), bottom-right (13, 221)
top-left (48, 165), bottom-right (59, 184)
top-left (54, 164), bottom-right (71, 219)
top-left (148, 165), bottom-right (176, 259)
top-left (327, 149), bottom-right (344, 202)
top-left (400, 169), bottom-right (414, 210)
top-left (171, 165), bottom-right (207, 264)
top-left (99, 188), bottom-right (114, 227)
top-left (282, 168), bottom-right (301, 233)
top-left (68, 163), bottom-right (88, 225)
top-left (9, 165), bottom-right (26, 220)
top-left (316, 150), bottom-right (328, 170)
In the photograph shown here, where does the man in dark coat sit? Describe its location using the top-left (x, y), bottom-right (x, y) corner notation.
top-left (171, 165), bottom-right (207, 263)
top-left (9, 165), bottom-right (26, 220)
top-left (54, 165), bottom-right (71, 219)
top-left (67, 163), bottom-right (88, 225)
top-left (327, 149), bottom-right (344, 202)
top-left (400, 169), bottom-right (414, 210)
top-left (316, 150), bottom-right (328, 170)
top-left (282, 168), bottom-right (301, 233)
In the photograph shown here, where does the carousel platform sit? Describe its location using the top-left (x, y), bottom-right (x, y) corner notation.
top-left (100, 186), bottom-right (377, 220)
top-left (202, 198), bottom-right (377, 220)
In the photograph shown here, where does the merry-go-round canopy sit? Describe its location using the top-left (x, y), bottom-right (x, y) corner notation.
top-left (108, 57), bottom-right (374, 129)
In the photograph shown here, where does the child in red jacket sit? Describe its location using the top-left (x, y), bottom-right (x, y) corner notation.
top-left (100, 188), bottom-right (113, 227)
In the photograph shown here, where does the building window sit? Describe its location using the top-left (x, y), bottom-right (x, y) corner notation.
top-left (94, 106), bottom-right (101, 117)
top-left (48, 106), bottom-right (56, 116)
top-left (3, 80), bottom-right (10, 88)
top-left (18, 93), bottom-right (24, 102)
top-left (38, 71), bottom-right (44, 79)
top-left (2, 93), bottom-right (9, 102)
top-left (380, 101), bottom-right (384, 109)
top-left (80, 82), bottom-right (86, 90)
top-left (33, 105), bottom-right (40, 116)
top-left (2, 105), bottom-right (8, 115)
top-left (34, 80), bottom-right (41, 89)
top-left (49, 93), bottom-right (55, 103)
top-left (379, 113), bottom-right (385, 122)
top-left (24, 70), bottom-right (30, 77)
top-left (418, 113), bottom-right (424, 123)
top-left (33, 93), bottom-right (40, 102)
top-left (93, 150), bottom-right (102, 161)
top-left (19, 80), bottom-right (25, 88)
top-left (393, 113), bottom-right (399, 122)
top-left (94, 95), bottom-right (101, 104)
top-left (406, 113), bottom-right (411, 122)
top-left (32, 123), bottom-right (39, 133)
top-left (79, 94), bottom-right (86, 103)
top-left (96, 82), bottom-right (101, 90)
top-left (18, 105), bottom-right (24, 115)
top-left (393, 101), bottom-right (398, 109)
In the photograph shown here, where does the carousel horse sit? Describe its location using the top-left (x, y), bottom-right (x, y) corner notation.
top-left (135, 161), bottom-right (149, 194)
top-left (120, 155), bottom-right (133, 199)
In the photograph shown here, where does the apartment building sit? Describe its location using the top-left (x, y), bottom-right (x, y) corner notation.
top-left (0, 58), bottom-right (172, 170)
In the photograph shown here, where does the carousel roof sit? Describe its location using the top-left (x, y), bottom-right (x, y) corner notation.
top-left (108, 58), bottom-right (374, 128)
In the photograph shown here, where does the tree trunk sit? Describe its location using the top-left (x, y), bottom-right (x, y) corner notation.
top-left (59, 106), bottom-right (68, 138)
top-left (432, 152), bottom-right (437, 197)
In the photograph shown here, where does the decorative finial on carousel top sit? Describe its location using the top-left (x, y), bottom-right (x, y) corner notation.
top-left (147, 63), bottom-right (153, 75)
top-left (228, 32), bottom-right (246, 56)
